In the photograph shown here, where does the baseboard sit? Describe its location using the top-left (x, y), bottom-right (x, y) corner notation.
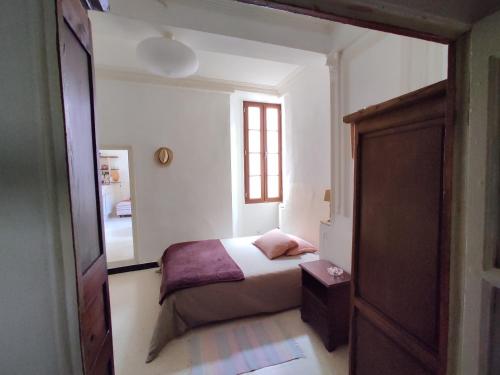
top-left (108, 261), bottom-right (158, 275)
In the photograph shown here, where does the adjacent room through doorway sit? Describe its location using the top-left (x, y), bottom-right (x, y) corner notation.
top-left (99, 148), bottom-right (137, 267)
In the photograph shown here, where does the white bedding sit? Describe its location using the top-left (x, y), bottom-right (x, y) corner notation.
top-left (115, 200), bottom-right (132, 216)
top-left (221, 236), bottom-right (319, 276)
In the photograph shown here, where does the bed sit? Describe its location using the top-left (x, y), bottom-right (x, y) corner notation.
top-left (146, 235), bottom-right (319, 362)
top-left (115, 199), bottom-right (132, 217)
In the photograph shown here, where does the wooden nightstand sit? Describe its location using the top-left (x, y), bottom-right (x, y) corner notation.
top-left (300, 259), bottom-right (351, 351)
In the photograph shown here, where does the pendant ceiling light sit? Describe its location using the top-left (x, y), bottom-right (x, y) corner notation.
top-left (137, 35), bottom-right (199, 78)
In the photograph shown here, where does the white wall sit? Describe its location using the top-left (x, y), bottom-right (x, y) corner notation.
top-left (280, 67), bottom-right (331, 246)
top-left (229, 91), bottom-right (281, 236)
top-left (96, 78), bottom-right (233, 263)
top-left (0, 1), bottom-right (82, 373)
top-left (343, 32), bottom-right (448, 113)
top-left (321, 31), bottom-right (448, 272)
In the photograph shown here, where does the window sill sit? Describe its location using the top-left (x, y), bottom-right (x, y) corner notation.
top-left (244, 200), bottom-right (282, 205)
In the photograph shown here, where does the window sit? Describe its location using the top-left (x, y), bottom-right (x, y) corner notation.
top-left (243, 101), bottom-right (282, 203)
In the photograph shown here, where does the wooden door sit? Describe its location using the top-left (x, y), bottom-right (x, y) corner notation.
top-left (344, 81), bottom-right (451, 375)
top-left (57, 0), bottom-right (114, 373)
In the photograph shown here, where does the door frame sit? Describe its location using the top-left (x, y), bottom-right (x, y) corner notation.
top-left (83, 0), bottom-right (468, 373)
top-left (99, 145), bottom-right (140, 269)
top-left (459, 19), bottom-right (500, 375)
top-left (235, 0), bottom-right (452, 44)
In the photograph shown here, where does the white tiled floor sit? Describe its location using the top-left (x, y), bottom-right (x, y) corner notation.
top-left (109, 269), bottom-right (348, 375)
top-left (105, 217), bottom-right (134, 263)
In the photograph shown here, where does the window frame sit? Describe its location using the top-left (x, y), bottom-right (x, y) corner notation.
top-left (243, 101), bottom-right (283, 204)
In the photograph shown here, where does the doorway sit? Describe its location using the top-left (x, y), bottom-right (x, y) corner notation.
top-left (99, 147), bottom-right (138, 268)
top-left (90, 8), bottom-right (450, 375)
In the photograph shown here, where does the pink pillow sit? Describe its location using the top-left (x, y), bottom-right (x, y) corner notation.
top-left (253, 229), bottom-right (298, 259)
top-left (285, 235), bottom-right (318, 256)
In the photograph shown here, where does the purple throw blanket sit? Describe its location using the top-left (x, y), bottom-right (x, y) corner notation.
top-left (159, 239), bottom-right (244, 304)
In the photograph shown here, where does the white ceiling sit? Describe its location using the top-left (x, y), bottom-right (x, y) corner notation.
top-left (90, 12), bottom-right (313, 87)
top-left (195, 51), bottom-right (300, 86)
top-left (90, 0), bottom-right (367, 90)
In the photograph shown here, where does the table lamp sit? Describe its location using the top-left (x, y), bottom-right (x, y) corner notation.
top-left (324, 189), bottom-right (332, 223)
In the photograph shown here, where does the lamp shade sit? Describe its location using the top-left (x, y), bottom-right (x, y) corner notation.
top-left (137, 37), bottom-right (199, 78)
top-left (324, 189), bottom-right (331, 202)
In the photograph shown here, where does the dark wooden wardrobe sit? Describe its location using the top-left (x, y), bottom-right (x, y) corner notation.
top-left (344, 81), bottom-right (452, 375)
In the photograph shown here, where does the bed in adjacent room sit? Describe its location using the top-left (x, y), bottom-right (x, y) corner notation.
top-left (115, 199), bottom-right (132, 217)
top-left (147, 234), bottom-right (319, 362)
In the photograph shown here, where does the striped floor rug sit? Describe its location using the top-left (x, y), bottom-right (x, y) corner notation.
top-left (189, 319), bottom-right (304, 375)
